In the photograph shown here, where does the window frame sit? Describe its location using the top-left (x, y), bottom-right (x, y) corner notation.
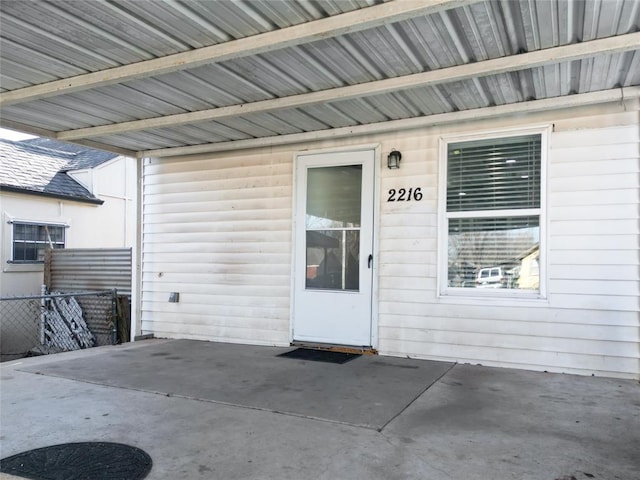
top-left (437, 126), bottom-right (549, 300)
top-left (10, 221), bottom-right (67, 264)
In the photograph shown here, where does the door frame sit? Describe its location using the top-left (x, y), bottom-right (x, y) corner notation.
top-left (290, 144), bottom-right (381, 348)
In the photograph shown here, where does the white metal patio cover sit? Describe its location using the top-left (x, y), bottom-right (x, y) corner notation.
top-left (0, 0), bottom-right (638, 159)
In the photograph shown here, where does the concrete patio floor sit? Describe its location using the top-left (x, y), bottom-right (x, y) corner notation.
top-left (1, 339), bottom-right (638, 480)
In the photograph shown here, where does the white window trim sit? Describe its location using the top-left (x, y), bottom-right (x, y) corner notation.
top-left (437, 125), bottom-right (550, 301)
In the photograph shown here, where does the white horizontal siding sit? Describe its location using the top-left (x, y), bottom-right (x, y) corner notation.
top-left (142, 321), bottom-right (287, 346)
top-left (549, 124), bottom-right (639, 148)
top-left (550, 188), bottom-right (637, 206)
top-left (141, 151), bottom-right (293, 346)
top-left (380, 303), bottom-right (640, 332)
top-left (376, 101), bottom-right (639, 379)
top-left (548, 219), bottom-right (638, 236)
top-left (550, 264), bottom-right (638, 281)
top-left (551, 234), bottom-right (637, 250)
top-left (380, 339), bottom-right (638, 378)
top-left (549, 249), bottom-right (637, 265)
top-left (140, 99), bottom-right (639, 379)
top-left (380, 329), bottom-right (637, 360)
top-left (379, 313), bottom-right (639, 338)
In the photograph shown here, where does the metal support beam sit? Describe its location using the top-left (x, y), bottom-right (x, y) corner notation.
top-left (0, 119), bottom-right (136, 157)
top-left (139, 87), bottom-right (640, 158)
top-left (0, 0), bottom-right (474, 107)
top-left (56, 32), bottom-right (640, 141)
top-left (58, 32), bottom-right (640, 140)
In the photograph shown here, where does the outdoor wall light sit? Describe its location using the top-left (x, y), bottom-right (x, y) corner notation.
top-left (169, 292), bottom-right (180, 303)
top-left (387, 149), bottom-right (402, 169)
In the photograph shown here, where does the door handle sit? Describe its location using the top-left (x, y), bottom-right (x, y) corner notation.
top-left (368, 254), bottom-right (373, 269)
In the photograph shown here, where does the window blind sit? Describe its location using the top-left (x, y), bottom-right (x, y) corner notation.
top-left (447, 135), bottom-right (541, 212)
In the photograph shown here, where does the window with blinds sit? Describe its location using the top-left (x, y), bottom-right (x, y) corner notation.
top-left (444, 133), bottom-right (542, 293)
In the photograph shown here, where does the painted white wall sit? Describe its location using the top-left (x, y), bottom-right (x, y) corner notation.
top-left (0, 156), bottom-right (136, 296)
top-left (140, 98), bottom-right (639, 379)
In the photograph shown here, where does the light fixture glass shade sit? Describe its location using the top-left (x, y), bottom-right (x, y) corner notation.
top-left (387, 149), bottom-right (402, 169)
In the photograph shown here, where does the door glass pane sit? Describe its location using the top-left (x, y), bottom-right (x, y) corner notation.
top-left (306, 165), bottom-right (362, 228)
top-left (306, 165), bottom-right (362, 291)
top-left (306, 231), bottom-right (360, 291)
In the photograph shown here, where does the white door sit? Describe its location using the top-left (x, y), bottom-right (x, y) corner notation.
top-left (293, 149), bottom-right (375, 346)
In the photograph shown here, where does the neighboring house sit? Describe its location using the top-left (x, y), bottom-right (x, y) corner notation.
top-left (514, 245), bottom-right (541, 291)
top-left (0, 138), bottom-right (136, 296)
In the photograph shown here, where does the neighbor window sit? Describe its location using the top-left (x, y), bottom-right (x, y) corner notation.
top-left (441, 131), bottom-right (544, 295)
top-left (12, 223), bottom-right (65, 263)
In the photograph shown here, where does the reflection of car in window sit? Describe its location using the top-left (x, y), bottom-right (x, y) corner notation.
top-left (476, 267), bottom-right (504, 288)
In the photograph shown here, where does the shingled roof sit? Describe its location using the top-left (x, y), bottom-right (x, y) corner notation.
top-left (0, 138), bottom-right (118, 204)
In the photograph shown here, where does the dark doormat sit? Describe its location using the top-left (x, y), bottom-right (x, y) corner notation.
top-left (278, 348), bottom-right (361, 364)
top-left (0, 442), bottom-right (152, 480)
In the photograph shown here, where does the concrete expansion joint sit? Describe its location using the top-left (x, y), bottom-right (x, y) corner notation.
top-left (376, 362), bottom-right (457, 433)
top-left (16, 365), bottom-right (384, 431)
top-left (158, 393), bottom-right (383, 431)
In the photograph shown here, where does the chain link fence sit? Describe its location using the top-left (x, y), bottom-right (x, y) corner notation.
top-left (0, 290), bottom-right (119, 362)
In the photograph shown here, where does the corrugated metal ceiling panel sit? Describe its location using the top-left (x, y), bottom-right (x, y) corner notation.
top-left (0, 0), bottom-right (638, 156)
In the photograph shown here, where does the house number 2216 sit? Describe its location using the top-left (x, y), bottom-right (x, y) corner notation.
top-left (387, 187), bottom-right (423, 202)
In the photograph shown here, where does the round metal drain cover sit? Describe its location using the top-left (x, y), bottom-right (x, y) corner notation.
top-left (0, 442), bottom-right (152, 479)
